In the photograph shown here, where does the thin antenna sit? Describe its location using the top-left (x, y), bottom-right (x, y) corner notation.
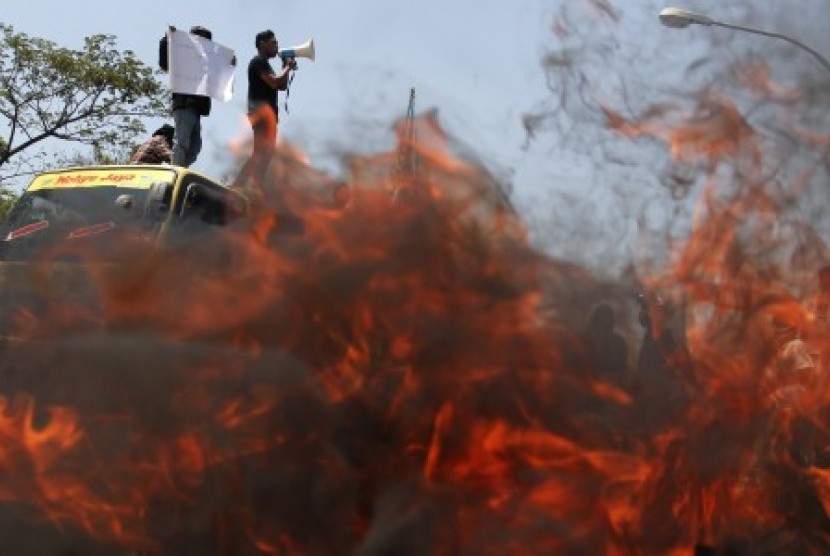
top-left (392, 87), bottom-right (420, 204)
top-left (399, 87), bottom-right (417, 174)
top-left (405, 87), bottom-right (416, 145)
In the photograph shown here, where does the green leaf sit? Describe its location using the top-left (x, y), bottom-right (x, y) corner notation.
top-left (0, 23), bottom-right (168, 179)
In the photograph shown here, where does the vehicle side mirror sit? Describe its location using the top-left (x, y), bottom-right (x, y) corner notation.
top-left (115, 194), bottom-right (134, 210)
top-left (179, 184), bottom-right (202, 218)
top-left (148, 182), bottom-right (172, 213)
top-left (148, 182), bottom-right (167, 203)
top-left (179, 183), bottom-right (227, 224)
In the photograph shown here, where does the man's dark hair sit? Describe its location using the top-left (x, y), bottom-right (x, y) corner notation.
top-left (190, 26), bottom-right (213, 40)
top-left (255, 30), bottom-right (275, 49)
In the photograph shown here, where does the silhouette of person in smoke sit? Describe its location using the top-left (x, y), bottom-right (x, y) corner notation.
top-left (770, 319), bottom-right (815, 378)
top-left (816, 264), bottom-right (830, 323)
top-left (584, 303), bottom-right (629, 388)
top-left (636, 294), bottom-right (666, 378)
top-left (633, 294), bottom-right (692, 428)
top-left (811, 264), bottom-right (830, 370)
top-left (635, 294), bottom-right (690, 380)
top-left (763, 316), bottom-right (818, 468)
top-left (809, 265), bottom-right (830, 465)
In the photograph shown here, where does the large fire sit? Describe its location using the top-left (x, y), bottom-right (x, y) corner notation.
top-left (2, 88), bottom-right (830, 554)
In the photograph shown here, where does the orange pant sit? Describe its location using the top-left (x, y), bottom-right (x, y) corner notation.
top-left (236, 104), bottom-right (277, 188)
top-left (250, 103), bottom-right (277, 153)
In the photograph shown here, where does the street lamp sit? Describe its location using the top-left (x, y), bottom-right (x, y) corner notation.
top-left (658, 6), bottom-right (830, 77)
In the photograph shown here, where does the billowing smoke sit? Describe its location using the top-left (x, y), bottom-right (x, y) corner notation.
top-left (4, 1), bottom-right (830, 553)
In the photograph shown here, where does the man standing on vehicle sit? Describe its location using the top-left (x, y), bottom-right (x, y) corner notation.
top-left (235, 29), bottom-right (296, 188)
top-left (159, 25), bottom-right (213, 167)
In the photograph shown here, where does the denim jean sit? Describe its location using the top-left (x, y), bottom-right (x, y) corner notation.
top-left (171, 107), bottom-right (202, 167)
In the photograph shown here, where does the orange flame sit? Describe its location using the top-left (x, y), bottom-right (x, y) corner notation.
top-left (2, 89), bottom-right (830, 554)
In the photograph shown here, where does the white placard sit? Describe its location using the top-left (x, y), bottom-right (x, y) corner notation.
top-left (167, 29), bottom-right (235, 102)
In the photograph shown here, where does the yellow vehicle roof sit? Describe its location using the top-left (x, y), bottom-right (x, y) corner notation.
top-left (25, 165), bottom-right (226, 192)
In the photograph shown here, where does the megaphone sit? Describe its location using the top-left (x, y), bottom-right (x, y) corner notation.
top-left (279, 38), bottom-right (315, 62)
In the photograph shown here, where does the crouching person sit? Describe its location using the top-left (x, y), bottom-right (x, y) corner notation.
top-left (130, 124), bottom-right (174, 164)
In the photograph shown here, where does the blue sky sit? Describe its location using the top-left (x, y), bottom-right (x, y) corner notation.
top-left (3, 0), bottom-right (555, 196)
top-left (14, 0), bottom-right (827, 272)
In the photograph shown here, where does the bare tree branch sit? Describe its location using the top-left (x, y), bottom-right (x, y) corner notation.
top-left (0, 24), bottom-right (168, 175)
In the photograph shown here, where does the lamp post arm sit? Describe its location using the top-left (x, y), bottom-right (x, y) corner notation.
top-left (711, 20), bottom-right (830, 77)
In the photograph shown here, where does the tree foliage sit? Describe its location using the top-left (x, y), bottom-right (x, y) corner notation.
top-left (0, 24), bottom-right (168, 183)
top-left (0, 187), bottom-right (16, 221)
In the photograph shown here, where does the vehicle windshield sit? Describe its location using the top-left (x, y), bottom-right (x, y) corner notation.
top-left (0, 184), bottom-right (164, 261)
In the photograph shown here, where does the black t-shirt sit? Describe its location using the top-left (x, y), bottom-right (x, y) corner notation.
top-left (247, 54), bottom-right (278, 115)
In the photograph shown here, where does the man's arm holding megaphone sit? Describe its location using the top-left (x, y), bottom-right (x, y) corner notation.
top-left (252, 38), bottom-right (313, 92)
top-left (259, 57), bottom-right (296, 91)
top-left (265, 39), bottom-right (313, 90)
